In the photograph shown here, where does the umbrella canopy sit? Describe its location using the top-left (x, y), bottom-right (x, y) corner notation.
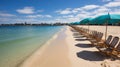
top-left (70, 22), bottom-right (80, 25)
top-left (91, 14), bottom-right (120, 25)
top-left (80, 18), bottom-right (92, 25)
top-left (109, 14), bottom-right (120, 25)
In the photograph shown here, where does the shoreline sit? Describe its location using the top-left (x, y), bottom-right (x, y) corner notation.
top-left (19, 26), bottom-right (120, 67)
top-left (19, 26), bottom-right (71, 67)
top-left (16, 27), bottom-right (64, 67)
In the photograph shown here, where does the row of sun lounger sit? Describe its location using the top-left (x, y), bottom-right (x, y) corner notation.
top-left (70, 26), bottom-right (120, 59)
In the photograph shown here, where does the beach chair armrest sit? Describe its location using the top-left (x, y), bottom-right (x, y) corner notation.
top-left (112, 50), bottom-right (120, 55)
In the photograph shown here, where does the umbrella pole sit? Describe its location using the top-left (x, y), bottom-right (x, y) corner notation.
top-left (105, 13), bottom-right (110, 40)
top-left (105, 22), bottom-right (107, 40)
top-left (88, 22), bottom-right (90, 33)
top-left (88, 24), bottom-right (89, 33)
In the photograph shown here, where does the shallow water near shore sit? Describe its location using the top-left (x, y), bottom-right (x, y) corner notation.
top-left (0, 26), bottom-right (63, 67)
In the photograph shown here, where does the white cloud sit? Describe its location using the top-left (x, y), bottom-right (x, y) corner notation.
top-left (56, 8), bottom-right (81, 14)
top-left (68, 17), bottom-right (80, 22)
top-left (105, 1), bottom-right (120, 7)
top-left (0, 13), bottom-right (15, 17)
top-left (92, 7), bottom-right (109, 15)
top-left (81, 5), bottom-right (99, 10)
top-left (52, 15), bottom-right (79, 23)
top-left (102, 0), bottom-right (112, 2)
top-left (15, 18), bottom-right (39, 23)
top-left (76, 13), bottom-right (90, 18)
top-left (16, 7), bottom-right (35, 14)
top-left (2, 0), bottom-right (120, 24)
top-left (45, 15), bottom-right (52, 18)
top-left (114, 0), bottom-right (120, 2)
top-left (55, 8), bottom-right (72, 14)
top-left (55, 5), bottom-right (99, 15)
top-left (26, 14), bottom-right (52, 18)
top-left (37, 10), bottom-right (44, 13)
top-left (109, 9), bottom-right (120, 14)
top-left (55, 2), bottom-right (120, 22)
top-left (54, 17), bottom-right (79, 23)
top-left (72, 8), bottom-right (80, 13)
top-left (63, 15), bottom-right (74, 18)
top-left (0, 18), bottom-right (11, 22)
top-left (26, 15), bottom-right (42, 18)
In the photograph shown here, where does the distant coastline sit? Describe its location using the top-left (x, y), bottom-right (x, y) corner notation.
top-left (0, 22), bottom-right (70, 26)
top-left (0, 23), bottom-right (120, 26)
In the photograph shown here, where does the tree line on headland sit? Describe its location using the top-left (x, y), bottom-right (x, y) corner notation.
top-left (0, 22), bottom-right (70, 26)
top-left (0, 22), bottom-right (120, 26)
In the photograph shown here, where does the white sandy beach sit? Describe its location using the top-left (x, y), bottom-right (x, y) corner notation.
top-left (77, 25), bottom-right (120, 38)
top-left (19, 26), bottom-right (120, 67)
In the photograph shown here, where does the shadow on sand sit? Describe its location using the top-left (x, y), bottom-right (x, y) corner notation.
top-left (73, 32), bottom-right (81, 36)
top-left (70, 29), bottom-right (78, 32)
top-left (74, 36), bottom-right (86, 38)
top-left (77, 51), bottom-right (106, 61)
top-left (72, 31), bottom-right (86, 39)
top-left (75, 43), bottom-right (93, 48)
top-left (70, 28), bottom-right (86, 38)
top-left (73, 33), bottom-right (86, 39)
top-left (75, 38), bottom-right (89, 41)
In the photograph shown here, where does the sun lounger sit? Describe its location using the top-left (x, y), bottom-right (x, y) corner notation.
top-left (96, 35), bottom-right (113, 48)
top-left (85, 31), bottom-right (97, 40)
top-left (89, 32), bottom-right (103, 45)
top-left (97, 36), bottom-right (119, 55)
top-left (111, 42), bottom-right (120, 58)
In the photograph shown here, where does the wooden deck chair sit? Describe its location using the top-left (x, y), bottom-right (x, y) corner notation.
top-left (96, 35), bottom-right (113, 48)
top-left (85, 30), bottom-right (92, 38)
top-left (71, 26), bottom-right (82, 34)
top-left (90, 32), bottom-right (103, 45)
top-left (76, 27), bottom-right (84, 35)
top-left (80, 28), bottom-right (90, 37)
top-left (85, 30), bottom-right (94, 39)
top-left (98, 37), bottom-right (119, 53)
top-left (87, 31), bottom-right (97, 40)
top-left (97, 32), bottom-right (104, 41)
top-left (74, 27), bottom-right (88, 36)
top-left (111, 42), bottom-right (120, 58)
top-left (87, 31), bottom-right (93, 38)
top-left (78, 30), bottom-right (85, 35)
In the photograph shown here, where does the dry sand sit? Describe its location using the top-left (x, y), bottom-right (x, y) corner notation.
top-left (19, 26), bottom-right (120, 67)
top-left (72, 25), bottom-right (120, 67)
top-left (77, 25), bottom-right (120, 38)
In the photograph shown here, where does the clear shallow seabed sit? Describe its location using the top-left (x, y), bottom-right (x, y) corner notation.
top-left (0, 26), bottom-right (63, 67)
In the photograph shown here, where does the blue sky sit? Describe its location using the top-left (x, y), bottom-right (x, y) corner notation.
top-left (0, 0), bottom-right (120, 24)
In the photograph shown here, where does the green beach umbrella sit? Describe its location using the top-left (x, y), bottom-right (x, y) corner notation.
top-left (91, 14), bottom-right (120, 25)
top-left (109, 15), bottom-right (120, 25)
top-left (80, 18), bottom-right (92, 25)
top-left (80, 18), bottom-right (93, 32)
top-left (91, 13), bottom-right (120, 40)
top-left (70, 22), bottom-right (80, 25)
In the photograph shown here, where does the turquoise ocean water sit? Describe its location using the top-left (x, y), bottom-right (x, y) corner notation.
top-left (0, 26), bottom-right (62, 67)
